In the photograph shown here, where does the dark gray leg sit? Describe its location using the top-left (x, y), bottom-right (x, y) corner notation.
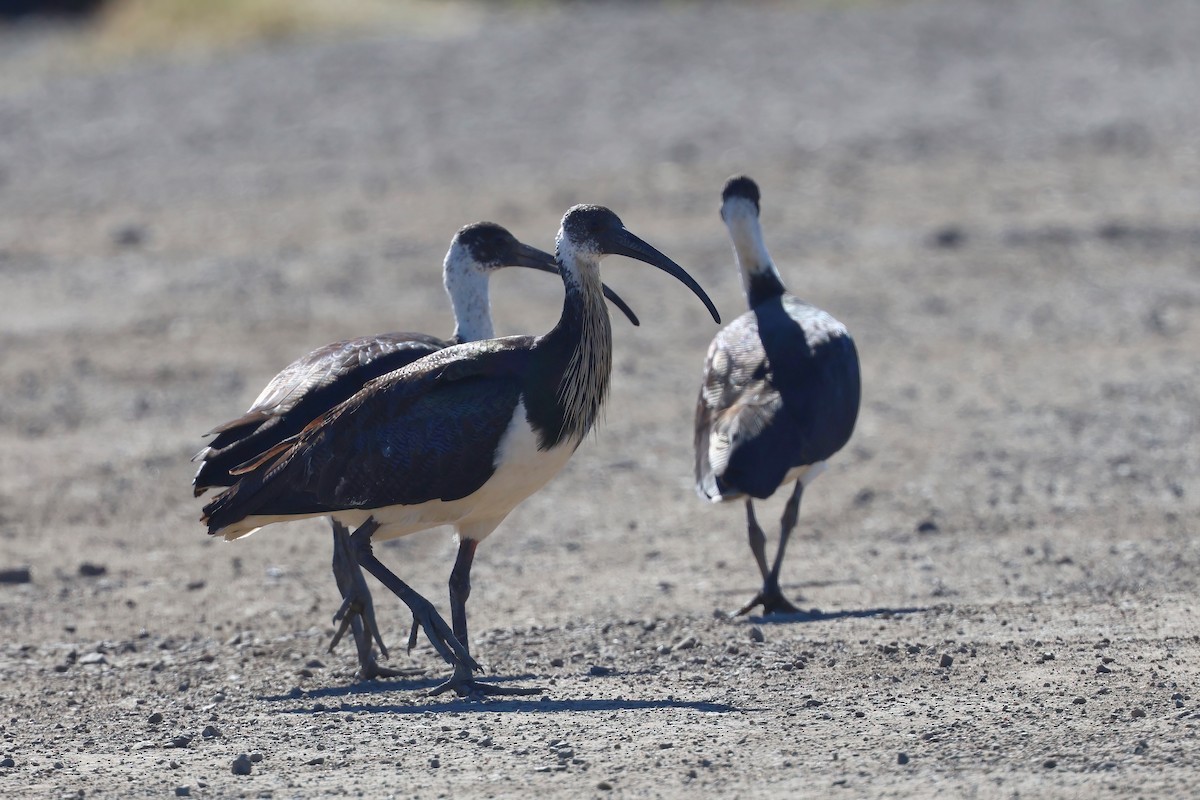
top-left (327, 520), bottom-right (419, 680)
top-left (429, 538), bottom-right (543, 698)
top-left (736, 481), bottom-right (803, 616)
top-left (345, 519), bottom-right (480, 678)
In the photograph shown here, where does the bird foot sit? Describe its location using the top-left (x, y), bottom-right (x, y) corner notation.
top-left (406, 598), bottom-right (481, 676)
top-left (429, 669), bottom-right (544, 698)
top-left (734, 585), bottom-right (802, 617)
top-left (356, 659), bottom-right (424, 682)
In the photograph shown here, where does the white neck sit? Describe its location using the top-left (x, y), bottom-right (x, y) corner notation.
top-left (443, 249), bottom-right (494, 343)
top-left (722, 197), bottom-right (782, 303)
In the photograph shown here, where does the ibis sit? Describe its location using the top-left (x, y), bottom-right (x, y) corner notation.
top-left (203, 205), bottom-right (720, 696)
top-left (193, 221), bottom-right (638, 680)
top-left (695, 176), bottom-right (860, 616)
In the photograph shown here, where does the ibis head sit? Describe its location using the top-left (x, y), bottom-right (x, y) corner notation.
top-left (558, 204), bottom-right (721, 324)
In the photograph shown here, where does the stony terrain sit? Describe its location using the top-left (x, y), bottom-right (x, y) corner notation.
top-left (1, 0), bottom-right (1199, 796)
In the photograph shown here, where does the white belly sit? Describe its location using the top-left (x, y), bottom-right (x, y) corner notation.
top-left (228, 400), bottom-right (578, 543)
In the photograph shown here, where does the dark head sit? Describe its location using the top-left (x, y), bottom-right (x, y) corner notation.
top-left (454, 221), bottom-right (553, 272)
top-left (720, 175), bottom-right (761, 221)
top-left (558, 205), bottom-right (721, 324)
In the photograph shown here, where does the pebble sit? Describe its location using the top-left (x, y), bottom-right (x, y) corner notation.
top-left (0, 567), bottom-right (32, 584)
top-left (306, 757), bottom-right (325, 765)
top-left (596, 781), bottom-right (613, 791)
top-left (148, 712), bottom-right (164, 724)
top-left (589, 665), bottom-right (613, 677)
top-left (230, 754), bottom-right (252, 775)
top-left (429, 758), bottom-right (440, 769)
top-left (174, 787), bottom-right (190, 797)
top-left (1097, 664), bottom-right (1112, 674)
top-left (674, 635), bottom-right (698, 651)
top-left (939, 653), bottom-right (954, 669)
top-left (78, 652), bottom-right (108, 666)
top-left (897, 752), bottom-right (909, 765)
top-left (1043, 759), bottom-right (1057, 769)
top-left (550, 657), bottom-right (564, 667)
top-left (202, 725), bottom-right (221, 739)
top-left (170, 735), bottom-right (192, 749)
top-left (1131, 708), bottom-right (1147, 719)
top-left (0, 757), bottom-right (14, 768)
top-left (78, 563), bottom-right (107, 577)
top-left (748, 627), bottom-right (764, 643)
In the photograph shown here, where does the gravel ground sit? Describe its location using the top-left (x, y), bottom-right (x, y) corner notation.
top-left (1, 0), bottom-right (1199, 797)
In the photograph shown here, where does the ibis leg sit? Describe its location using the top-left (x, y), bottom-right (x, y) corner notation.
top-left (346, 519), bottom-right (481, 677)
top-left (735, 481), bottom-right (803, 616)
top-left (327, 520), bottom-right (419, 680)
top-left (429, 538), bottom-right (544, 698)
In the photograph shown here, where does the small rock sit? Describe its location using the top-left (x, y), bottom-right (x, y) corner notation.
top-left (930, 226), bottom-right (965, 249)
top-left (748, 627), bottom-right (764, 643)
top-left (112, 223), bottom-right (147, 248)
top-left (1133, 740), bottom-right (1149, 755)
top-left (202, 725), bottom-right (220, 739)
top-left (429, 757), bottom-right (440, 769)
top-left (589, 665), bottom-right (613, 677)
top-left (185, 580), bottom-right (205, 591)
top-left (1040, 652), bottom-right (1055, 662)
top-left (170, 735), bottom-right (192, 749)
top-left (1131, 708), bottom-right (1147, 719)
top-left (596, 781), bottom-right (613, 791)
top-left (897, 752), bottom-right (909, 765)
top-left (148, 712), bottom-right (164, 724)
top-left (673, 635), bottom-right (698, 651)
top-left (1043, 759), bottom-right (1057, 769)
top-left (1096, 664), bottom-right (1112, 674)
top-left (249, 752), bottom-right (263, 763)
top-left (230, 754), bottom-right (252, 775)
top-left (175, 787), bottom-right (190, 797)
top-left (939, 653), bottom-right (954, 669)
top-left (78, 563), bottom-right (107, 577)
top-left (0, 567), bottom-right (32, 584)
top-left (0, 757), bottom-right (15, 767)
top-left (78, 652), bottom-right (108, 666)
top-left (550, 657), bottom-right (564, 668)
top-left (304, 659), bottom-right (324, 669)
top-left (916, 519), bottom-right (939, 534)
top-left (1073, 697), bottom-right (1086, 705)
top-left (306, 756), bottom-right (325, 766)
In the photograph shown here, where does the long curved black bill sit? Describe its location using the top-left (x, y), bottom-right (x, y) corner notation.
top-left (510, 242), bottom-right (641, 327)
top-left (603, 229), bottom-right (721, 324)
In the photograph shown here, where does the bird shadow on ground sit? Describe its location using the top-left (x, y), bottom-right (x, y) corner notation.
top-left (739, 606), bottom-right (929, 625)
top-left (262, 677), bottom-right (738, 715)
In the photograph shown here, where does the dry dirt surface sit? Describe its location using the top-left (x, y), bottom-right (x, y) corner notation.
top-left (2, 0), bottom-right (1200, 797)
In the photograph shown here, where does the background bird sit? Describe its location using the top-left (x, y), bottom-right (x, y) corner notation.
top-left (202, 204), bottom-right (720, 696)
top-left (193, 221), bottom-right (638, 680)
top-left (695, 176), bottom-right (861, 616)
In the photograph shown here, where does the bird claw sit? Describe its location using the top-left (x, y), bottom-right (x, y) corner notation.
top-left (428, 663), bottom-right (543, 698)
top-left (410, 600), bottom-right (481, 675)
top-left (735, 586), bottom-right (802, 617)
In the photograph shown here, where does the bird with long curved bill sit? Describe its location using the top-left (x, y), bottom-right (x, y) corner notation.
top-left (193, 221), bottom-right (639, 681)
top-left (695, 176), bottom-right (861, 616)
top-left (203, 205), bottom-right (720, 696)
